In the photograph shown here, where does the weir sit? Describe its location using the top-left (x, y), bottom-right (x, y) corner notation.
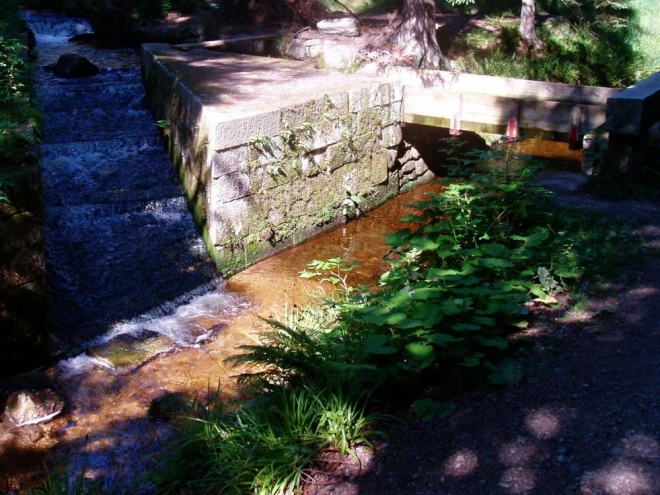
top-left (142, 44), bottom-right (420, 275)
top-left (396, 68), bottom-right (620, 146)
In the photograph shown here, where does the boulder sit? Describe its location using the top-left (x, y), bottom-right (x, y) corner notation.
top-left (148, 392), bottom-right (194, 421)
top-left (285, 39), bottom-right (307, 60)
top-left (4, 389), bottom-right (64, 426)
top-left (48, 54), bottom-right (100, 78)
top-left (317, 17), bottom-right (361, 37)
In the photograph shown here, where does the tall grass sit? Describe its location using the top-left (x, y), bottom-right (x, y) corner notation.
top-left (151, 384), bottom-right (377, 495)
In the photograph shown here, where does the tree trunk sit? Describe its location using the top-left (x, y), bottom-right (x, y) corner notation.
top-left (392, 0), bottom-right (449, 69)
top-left (520, 0), bottom-right (542, 53)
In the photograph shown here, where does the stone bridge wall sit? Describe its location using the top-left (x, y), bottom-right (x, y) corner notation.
top-left (606, 71), bottom-right (660, 179)
top-left (142, 45), bottom-right (431, 275)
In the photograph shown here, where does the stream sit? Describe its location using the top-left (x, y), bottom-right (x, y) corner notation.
top-left (1, 11), bottom-right (582, 493)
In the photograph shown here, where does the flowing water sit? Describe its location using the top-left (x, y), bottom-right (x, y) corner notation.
top-left (2, 11), bottom-right (582, 493)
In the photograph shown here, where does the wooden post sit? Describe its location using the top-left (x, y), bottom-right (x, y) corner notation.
top-left (569, 105), bottom-right (582, 150)
top-left (507, 101), bottom-right (520, 141)
top-left (449, 93), bottom-right (462, 136)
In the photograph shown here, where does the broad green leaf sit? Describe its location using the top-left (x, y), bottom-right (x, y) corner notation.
top-left (436, 248), bottom-right (454, 259)
top-left (410, 287), bottom-right (443, 300)
top-left (494, 281), bottom-right (526, 292)
top-left (487, 359), bottom-right (523, 385)
top-left (441, 299), bottom-right (471, 315)
top-left (385, 229), bottom-right (412, 247)
top-left (404, 343), bottom-right (436, 358)
top-left (480, 244), bottom-right (510, 257)
top-left (471, 316), bottom-right (496, 326)
top-left (412, 238), bottom-right (440, 251)
top-left (461, 353), bottom-right (484, 367)
top-left (411, 304), bottom-right (443, 328)
top-left (427, 267), bottom-right (458, 279)
top-left (554, 266), bottom-right (580, 278)
top-left (527, 285), bottom-right (548, 299)
top-left (511, 231), bottom-right (547, 248)
top-left (480, 257), bottom-right (515, 269)
top-left (427, 333), bottom-right (464, 346)
top-left (452, 323), bottom-right (481, 332)
top-left (497, 183), bottom-right (519, 193)
top-left (363, 335), bottom-right (397, 355)
top-left (384, 312), bottom-right (409, 328)
top-left (474, 336), bottom-right (509, 349)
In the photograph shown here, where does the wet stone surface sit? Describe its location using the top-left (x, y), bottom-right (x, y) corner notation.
top-left (4, 389), bottom-right (64, 427)
top-left (87, 331), bottom-right (176, 372)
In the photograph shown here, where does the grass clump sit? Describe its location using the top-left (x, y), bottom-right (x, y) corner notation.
top-left (444, 0), bottom-right (652, 87)
top-left (151, 384), bottom-right (377, 495)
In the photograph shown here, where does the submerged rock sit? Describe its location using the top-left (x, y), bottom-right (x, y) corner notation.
top-left (148, 392), bottom-right (194, 421)
top-left (87, 330), bottom-right (175, 372)
top-left (4, 389), bottom-right (64, 426)
top-left (48, 53), bottom-right (99, 78)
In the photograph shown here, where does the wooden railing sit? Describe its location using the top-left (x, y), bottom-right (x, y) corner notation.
top-left (397, 70), bottom-right (620, 148)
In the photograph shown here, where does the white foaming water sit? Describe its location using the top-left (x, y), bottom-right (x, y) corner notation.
top-left (108, 289), bottom-right (253, 346)
top-left (58, 353), bottom-right (113, 378)
top-left (57, 286), bottom-right (254, 377)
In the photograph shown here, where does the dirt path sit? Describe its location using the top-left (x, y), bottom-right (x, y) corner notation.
top-left (312, 172), bottom-right (660, 495)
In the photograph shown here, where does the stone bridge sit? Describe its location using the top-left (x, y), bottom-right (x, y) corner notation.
top-left (141, 44), bottom-right (660, 274)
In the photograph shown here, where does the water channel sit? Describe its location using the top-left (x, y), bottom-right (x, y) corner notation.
top-left (1, 11), bottom-right (582, 493)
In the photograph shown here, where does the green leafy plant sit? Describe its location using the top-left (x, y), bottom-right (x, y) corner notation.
top-left (0, 2), bottom-right (41, 171)
top-left (248, 120), bottom-right (314, 177)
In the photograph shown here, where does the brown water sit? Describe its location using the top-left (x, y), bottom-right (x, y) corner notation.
top-left (44, 140), bottom-right (581, 489)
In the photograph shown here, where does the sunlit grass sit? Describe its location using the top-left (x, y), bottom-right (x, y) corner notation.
top-left (630, 0), bottom-right (660, 78)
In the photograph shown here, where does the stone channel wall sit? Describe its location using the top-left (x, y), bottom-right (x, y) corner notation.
top-left (142, 45), bottom-right (432, 275)
top-left (0, 166), bottom-right (48, 377)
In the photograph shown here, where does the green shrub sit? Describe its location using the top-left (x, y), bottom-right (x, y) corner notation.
top-left (231, 142), bottom-right (638, 399)
top-left (0, 0), bottom-right (41, 171)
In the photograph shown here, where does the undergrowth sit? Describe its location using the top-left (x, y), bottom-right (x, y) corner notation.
top-left (148, 142), bottom-right (639, 495)
top-left (0, 0), bottom-right (41, 180)
top-left (438, 0), bottom-right (650, 87)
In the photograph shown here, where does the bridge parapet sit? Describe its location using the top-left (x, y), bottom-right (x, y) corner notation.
top-left (366, 67), bottom-right (620, 147)
top-left (606, 72), bottom-right (660, 179)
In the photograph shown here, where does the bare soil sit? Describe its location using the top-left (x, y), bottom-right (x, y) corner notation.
top-left (303, 172), bottom-right (660, 495)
